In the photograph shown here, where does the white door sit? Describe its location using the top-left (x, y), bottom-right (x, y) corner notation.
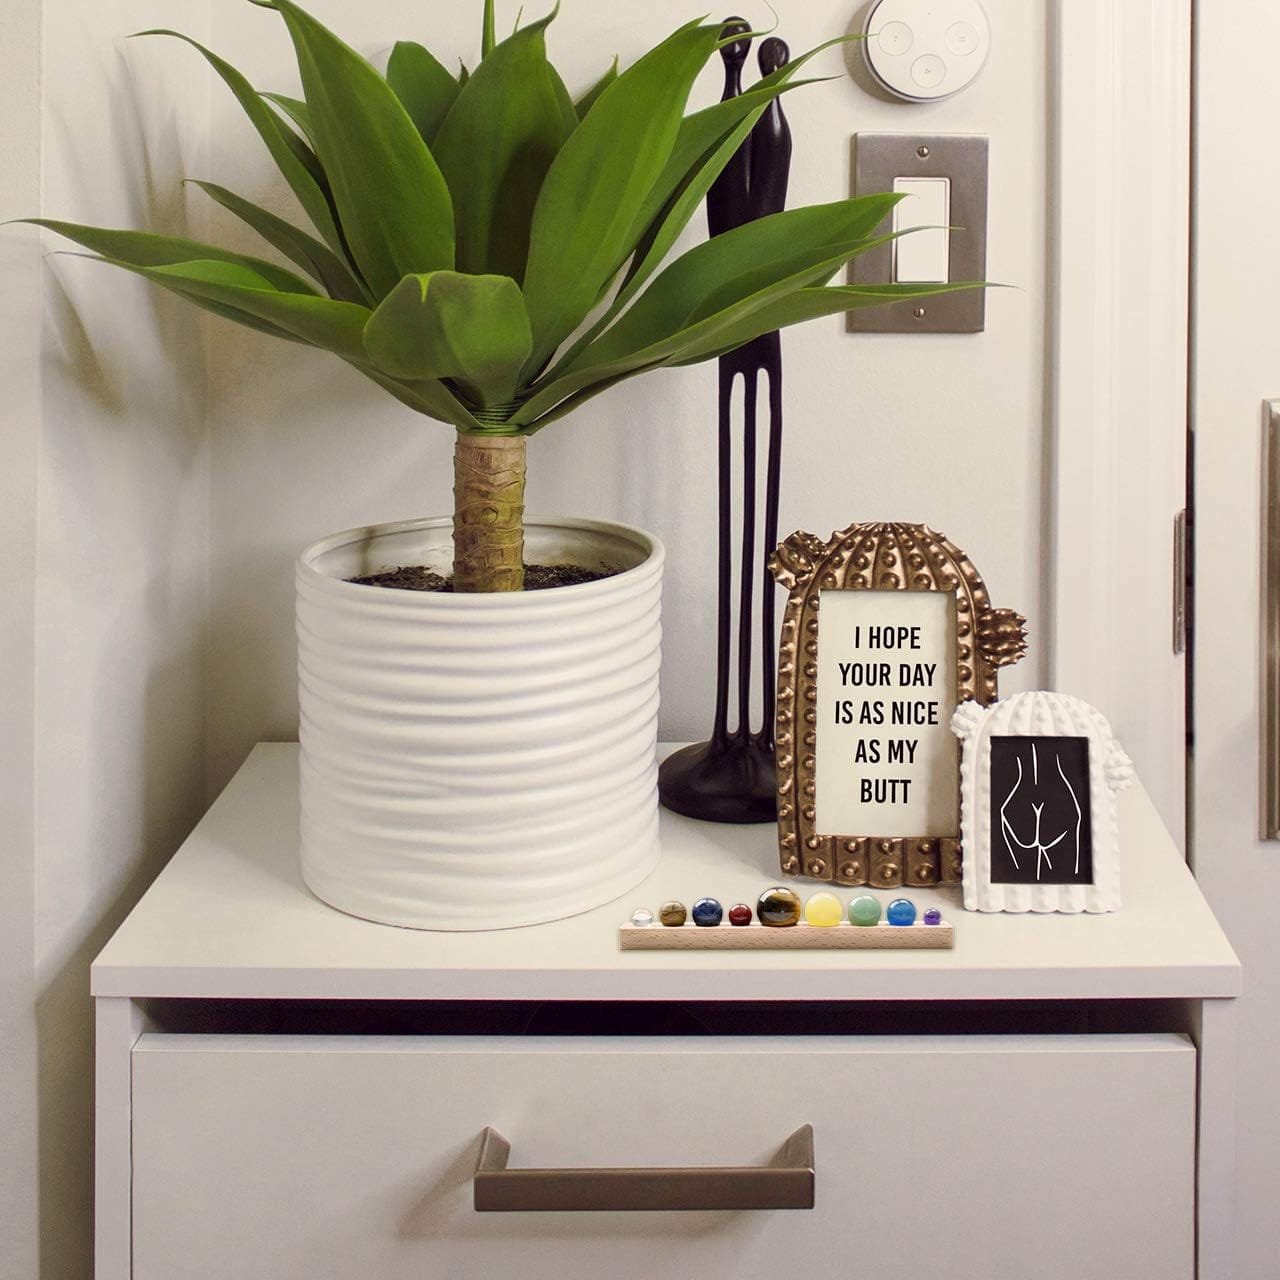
top-left (1048, 1), bottom-right (1191, 848)
top-left (1191, 5), bottom-right (1280, 1277)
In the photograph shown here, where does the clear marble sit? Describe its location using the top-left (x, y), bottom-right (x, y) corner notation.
top-left (630, 907), bottom-right (654, 927)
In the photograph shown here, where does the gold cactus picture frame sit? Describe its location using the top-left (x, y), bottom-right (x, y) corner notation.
top-left (769, 522), bottom-right (1027, 888)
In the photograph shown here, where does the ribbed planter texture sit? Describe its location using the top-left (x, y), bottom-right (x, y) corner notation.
top-left (296, 516), bottom-right (663, 930)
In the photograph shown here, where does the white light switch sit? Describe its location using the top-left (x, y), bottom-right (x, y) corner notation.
top-left (892, 176), bottom-right (951, 283)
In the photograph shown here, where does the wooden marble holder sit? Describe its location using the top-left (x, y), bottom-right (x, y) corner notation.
top-left (618, 922), bottom-right (954, 951)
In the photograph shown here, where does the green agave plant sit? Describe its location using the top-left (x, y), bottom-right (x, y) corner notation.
top-left (27, 0), bottom-right (972, 591)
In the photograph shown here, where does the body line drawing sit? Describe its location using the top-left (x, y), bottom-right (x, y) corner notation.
top-left (998, 743), bottom-right (1081, 882)
top-left (1056, 750), bottom-right (1084, 873)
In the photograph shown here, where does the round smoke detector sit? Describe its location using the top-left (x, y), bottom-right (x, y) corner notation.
top-left (862, 0), bottom-right (991, 102)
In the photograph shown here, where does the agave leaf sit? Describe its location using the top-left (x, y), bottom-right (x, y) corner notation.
top-left (532, 35), bottom-right (854, 374)
top-left (483, 0), bottom-right (496, 58)
top-left (76, 246), bottom-right (476, 425)
top-left (666, 282), bottom-right (985, 364)
top-left (565, 196), bottom-right (901, 372)
top-left (385, 42), bottom-right (460, 145)
top-left (520, 283), bottom-right (977, 432)
top-left (85, 262), bottom-right (310, 346)
top-left (432, 9), bottom-right (571, 282)
top-left (573, 57), bottom-right (617, 118)
top-left (114, 258), bottom-right (371, 359)
top-left (459, 60), bottom-right (470, 85)
top-left (689, 230), bottom-right (907, 322)
top-left (260, 92), bottom-right (315, 145)
top-left (549, 38), bottom-right (856, 371)
top-left (520, 19), bottom-right (722, 371)
top-left (514, 224), bottom-right (911, 424)
top-left (615, 79), bottom-right (826, 305)
top-left (615, 37), bottom-right (854, 282)
top-left (550, 77), bottom-right (819, 375)
top-left (363, 271), bottom-right (532, 407)
top-left (134, 31), bottom-right (344, 257)
top-left (186, 181), bottom-right (369, 303)
top-left (545, 63), bottom-right (581, 139)
top-left (191, 298), bottom-right (309, 344)
top-left (357, 367), bottom-right (485, 429)
top-left (25, 219), bottom-right (321, 294)
top-left (516, 359), bottom-right (666, 433)
top-left (258, 0), bottom-right (455, 298)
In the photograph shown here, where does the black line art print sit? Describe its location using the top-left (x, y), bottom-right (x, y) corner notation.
top-left (989, 736), bottom-right (1093, 886)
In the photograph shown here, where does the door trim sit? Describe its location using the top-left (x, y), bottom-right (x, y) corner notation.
top-left (1048, 0), bottom-right (1191, 845)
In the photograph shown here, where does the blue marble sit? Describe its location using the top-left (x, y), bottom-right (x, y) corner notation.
top-left (886, 898), bottom-right (917, 926)
top-left (691, 897), bottom-right (724, 927)
top-left (922, 907), bottom-right (943, 926)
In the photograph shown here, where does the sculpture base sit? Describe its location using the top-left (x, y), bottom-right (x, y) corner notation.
top-left (658, 739), bottom-right (777, 825)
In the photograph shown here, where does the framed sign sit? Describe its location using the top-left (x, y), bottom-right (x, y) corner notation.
top-left (770, 522), bottom-right (1026, 887)
top-left (951, 691), bottom-right (1134, 913)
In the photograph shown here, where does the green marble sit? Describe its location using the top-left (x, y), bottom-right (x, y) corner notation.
top-left (756, 886), bottom-right (802, 927)
top-left (848, 895), bottom-right (882, 926)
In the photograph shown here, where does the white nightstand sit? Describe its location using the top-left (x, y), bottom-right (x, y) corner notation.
top-left (93, 744), bottom-right (1239, 1280)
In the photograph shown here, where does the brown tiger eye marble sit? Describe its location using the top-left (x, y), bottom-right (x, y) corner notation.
top-left (756, 887), bottom-right (802, 927)
top-left (659, 900), bottom-right (687, 927)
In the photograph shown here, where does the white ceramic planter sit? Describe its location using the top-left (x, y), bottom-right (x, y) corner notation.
top-left (296, 516), bottom-right (663, 930)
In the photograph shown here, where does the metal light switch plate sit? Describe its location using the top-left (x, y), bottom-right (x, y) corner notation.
top-left (847, 133), bottom-right (989, 333)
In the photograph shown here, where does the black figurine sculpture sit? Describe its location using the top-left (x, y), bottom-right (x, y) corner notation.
top-left (658, 20), bottom-right (792, 824)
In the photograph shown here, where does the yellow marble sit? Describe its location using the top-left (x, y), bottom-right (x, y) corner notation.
top-left (803, 891), bottom-right (844, 928)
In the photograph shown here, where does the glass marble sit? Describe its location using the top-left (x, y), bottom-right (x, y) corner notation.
top-left (848, 895), bottom-right (881, 926)
top-left (886, 897), bottom-right (917, 926)
top-left (659, 900), bottom-right (687, 927)
top-left (630, 907), bottom-right (654, 927)
top-left (757, 886), bottom-right (803, 927)
top-left (803, 891), bottom-right (843, 927)
top-left (923, 907), bottom-right (943, 926)
top-left (691, 897), bottom-right (724, 927)
top-left (728, 903), bottom-right (753, 926)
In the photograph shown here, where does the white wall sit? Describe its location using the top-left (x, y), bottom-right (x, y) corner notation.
top-left (200, 0), bottom-right (1048, 790)
top-left (10, 2), bottom-right (1049, 1275)
top-left (26, 4), bottom-right (214, 1277)
top-left (1193, 3), bottom-right (1280, 1274)
top-left (0, 3), bottom-right (45, 1274)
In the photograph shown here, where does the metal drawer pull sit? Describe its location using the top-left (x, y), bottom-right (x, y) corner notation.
top-left (473, 1124), bottom-right (815, 1212)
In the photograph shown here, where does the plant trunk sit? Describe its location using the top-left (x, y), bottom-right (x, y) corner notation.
top-left (452, 431), bottom-right (526, 592)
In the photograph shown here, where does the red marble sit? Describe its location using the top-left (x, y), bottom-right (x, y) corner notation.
top-left (728, 903), bottom-right (752, 926)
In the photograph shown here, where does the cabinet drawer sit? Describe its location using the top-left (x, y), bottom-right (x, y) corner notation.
top-left (132, 1034), bottom-right (1193, 1280)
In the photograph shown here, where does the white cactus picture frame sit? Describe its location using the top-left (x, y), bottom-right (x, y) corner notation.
top-left (951, 691), bottom-right (1134, 913)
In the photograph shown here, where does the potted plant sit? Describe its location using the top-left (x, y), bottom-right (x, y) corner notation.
top-left (27, 0), bottom-right (969, 929)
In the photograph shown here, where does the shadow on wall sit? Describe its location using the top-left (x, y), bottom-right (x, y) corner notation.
top-left (34, 34), bottom-right (215, 1278)
top-left (35, 638), bottom-right (209, 1280)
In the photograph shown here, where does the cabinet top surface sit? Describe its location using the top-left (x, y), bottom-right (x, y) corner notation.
top-left (92, 744), bottom-right (1240, 1002)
